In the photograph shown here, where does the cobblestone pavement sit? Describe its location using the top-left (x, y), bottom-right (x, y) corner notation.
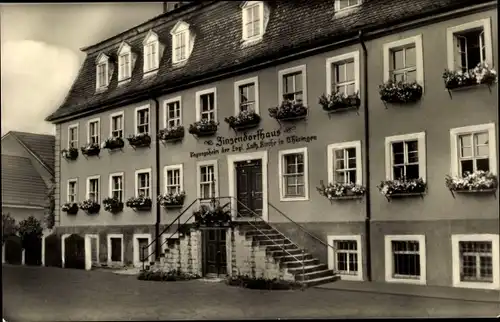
top-left (3, 265), bottom-right (499, 321)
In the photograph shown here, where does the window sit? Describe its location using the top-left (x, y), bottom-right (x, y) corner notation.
top-left (197, 160), bottom-right (218, 200)
top-left (164, 164), bottom-right (183, 194)
top-left (450, 123), bottom-right (497, 177)
top-left (327, 141), bottom-right (362, 185)
top-left (195, 88), bottom-right (217, 122)
top-left (234, 77), bottom-right (259, 114)
top-left (144, 41), bottom-right (158, 72)
top-left (110, 112), bottom-right (124, 138)
top-left (109, 173), bottom-right (124, 202)
top-left (385, 132), bottom-right (426, 181)
top-left (278, 147), bottom-right (309, 201)
top-left (67, 179), bottom-right (78, 203)
top-left (385, 235), bottom-right (426, 285)
top-left (452, 234), bottom-right (499, 290)
top-left (118, 53), bottom-right (131, 81)
top-left (278, 65), bottom-right (307, 104)
top-left (97, 63), bottom-right (107, 88)
top-left (170, 21), bottom-right (193, 64)
top-left (135, 169), bottom-right (151, 198)
top-left (107, 234), bottom-right (124, 264)
top-left (68, 124), bottom-right (78, 149)
top-left (242, 1), bottom-right (264, 41)
top-left (328, 235), bottom-right (363, 281)
top-left (87, 176), bottom-right (100, 203)
top-left (446, 19), bottom-right (493, 72)
top-left (88, 119), bottom-right (100, 145)
top-left (135, 106), bottom-right (150, 135)
top-left (383, 35), bottom-right (424, 86)
top-left (335, 0), bottom-right (361, 11)
top-left (174, 32), bottom-right (187, 62)
top-left (326, 52), bottom-right (360, 96)
top-left (164, 97), bottom-right (182, 129)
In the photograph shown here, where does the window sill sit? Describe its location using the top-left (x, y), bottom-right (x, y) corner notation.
top-left (95, 86), bottom-right (109, 93)
top-left (386, 277), bottom-right (426, 285)
top-left (118, 78), bottom-right (131, 86)
top-left (241, 36), bottom-right (264, 47)
top-left (445, 82), bottom-right (496, 92)
top-left (453, 281), bottom-right (499, 290)
top-left (143, 69), bottom-right (159, 78)
top-left (339, 274), bottom-right (363, 281)
top-left (333, 5), bottom-right (361, 18)
top-left (280, 196), bottom-right (309, 202)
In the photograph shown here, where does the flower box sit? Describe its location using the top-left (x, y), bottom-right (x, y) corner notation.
top-left (158, 191), bottom-right (186, 209)
top-left (80, 143), bottom-right (101, 157)
top-left (224, 110), bottom-right (261, 130)
top-left (268, 100), bottom-right (308, 121)
top-left (79, 199), bottom-right (101, 214)
top-left (316, 181), bottom-right (366, 201)
top-left (127, 133), bottom-right (151, 148)
top-left (378, 178), bottom-right (427, 200)
top-left (103, 197), bottom-right (124, 213)
top-left (102, 137), bottom-right (125, 150)
top-left (126, 196), bottom-right (152, 211)
top-left (158, 126), bottom-right (185, 142)
top-left (443, 63), bottom-right (497, 90)
top-left (319, 92), bottom-right (360, 113)
top-left (62, 147), bottom-right (79, 160)
top-left (445, 171), bottom-right (498, 195)
top-left (193, 198), bottom-right (232, 228)
top-left (61, 202), bottom-right (79, 215)
top-left (188, 119), bottom-right (219, 137)
top-left (379, 81), bottom-right (423, 104)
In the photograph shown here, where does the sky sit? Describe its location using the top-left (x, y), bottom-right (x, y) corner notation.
top-left (0, 2), bottom-right (163, 136)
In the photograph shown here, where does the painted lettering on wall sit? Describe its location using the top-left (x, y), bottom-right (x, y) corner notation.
top-left (189, 127), bottom-right (317, 159)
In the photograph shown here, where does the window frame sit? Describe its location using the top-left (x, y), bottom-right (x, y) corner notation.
top-left (383, 35), bottom-right (424, 87)
top-left (233, 76), bottom-right (259, 115)
top-left (117, 42), bottom-right (132, 82)
top-left (163, 96), bottom-right (183, 129)
top-left (384, 132), bottom-right (426, 181)
top-left (328, 235), bottom-right (363, 281)
top-left (241, 1), bottom-right (265, 41)
top-left (334, 0), bottom-right (362, 12)
top-left (134, 105), bottom-right (151, 135)
top-left (196, 160), bottom-right (219, 200)
top-left (107, 233), bottom-right (124, 265)
top-left (95, 58), bottom-right (109, 90)
top-left (164, 164), bottom-right (184, 195)
top-left (170, 21), bottom-right (191, 64)
top-left (449, 123), bottom-right (497, 177)
top-left (67, 178), bottom-right (78, 203)
top-left (326, 51), bottom-right (360, 97)
top-left (451, 234), bottom-right (499, 290)
top-left (143, 30), bottom-right (160, 74)
top-left (133, 233), bottom-right (153, 266)
top-left (384, 234), bottom-right (427, 285)
top-left (327, 141), bottom-right (363, 186)
top-left (67, 123), bottom-right (79, 149)
top-left (195, 88), bottom-right (217, 122)
top-left (108, 172), bottom-right (124, 202)
top-left (278, 147), bottom-right (309, 202)
top-left (109, 111), bottom-right (124, 139)
top-left (277, 65), bottom-right (307, 105)
top-left (86, 175), bottom-right (100, 203)
top-left (135, 168), bottom-right (152, 198)
top-left (87, 118), bottom-right (101, 145)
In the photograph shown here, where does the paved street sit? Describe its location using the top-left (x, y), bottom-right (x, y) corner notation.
top-left (3, 265), bottom-right (499, 321)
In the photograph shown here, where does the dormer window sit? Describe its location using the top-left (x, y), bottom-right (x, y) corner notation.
top-left (170, 20), bottom-right (194, 64)
top-left (143, 30), bottom-right (160, 74)
top-left (117, 42), bottom-right (133, 82)
top-left (335, 0), bottom-right (361, 12)
top-left (241, 1), bottom-right (269, 43)
top-left (95, 53), bottom-right (111, 90)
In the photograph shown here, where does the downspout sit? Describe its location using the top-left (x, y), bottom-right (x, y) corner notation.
top-left (359, 30), bottom-right (372, 282)
top-left (151, 96), bottom-right (161, 260)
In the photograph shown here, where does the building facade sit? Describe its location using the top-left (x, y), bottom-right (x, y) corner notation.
top-left (47, 0), bottom-right (499, 290)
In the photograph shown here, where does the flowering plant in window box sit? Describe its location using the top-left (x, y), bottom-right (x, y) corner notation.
top-left (445, 170), bottom-right (498, 193)
top-left (125, 196), bottom-right (152, 211)
top-left (318, 91), bottom-right (361, 112)
top-left (61, 147), bottom-right (79, 160)
top-left (79, 199), bottom-right (101, 214)
top-left (188, 119), bottom-right (219, 137)
top-left (193, 198), bottom-right (232, 228)
top-left (80, 143), bottom-right (101, 156)
top-left (127, 133), bottom-right (151, 148)
top-left (158, 191), bottom-right (186, 208)
top-left (443, 63), bottom-right (497, 90)
top-left (224, 110), bottom-right (261, 130)
top-left (268, 100), bottom-right (308, 121)
top-left (377, 178), bottom-right (427, 198)
top-left (102, 197), bottom-right (124, 213)
top-left (102, 136), bottom-right (125, 150)
top-left (379, 80), bottom-right (423, 104)
top-left (158, 126), bottom-right (185, 142)
top-left (316, 180), bottom-right (366, 200)
top-left (61, 202), bottom-right (79, 215)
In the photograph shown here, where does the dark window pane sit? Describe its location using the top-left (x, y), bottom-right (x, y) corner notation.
top-left (405, 164), bottom-right (420, 179)
top-left (476, 158), bottom-right (490, 172)
top-left (460, 160), bottom-right (474, 176)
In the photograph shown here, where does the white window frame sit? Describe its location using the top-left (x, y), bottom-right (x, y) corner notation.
top-left (107, 233), bottom-right (124, 265)
top-left (446, 18), bottom-right (494, 71)
top-left (384, 132), bottom-right (426, 181)
top-left (241, 1), bottom-right (265, 41)
top-left (383, 35), bottom-right (424, 88)
top-left (108, 172), bottom-right (124, 201)
top-left (195, 88), bottom-right (217, 122)
top-left (328, 235), bottom-right (363, 281)
top-left (109, 111), bottom-right (124, 138)
top-left (164, 164), bottom-right (184, 195)
top-left (87, 118), bottom-right (100, 145)
top-left (134, 105), bottom-right (151, 135)
top-left (170, 21), bottom-right (192, 64)
top-left (449, 123), bottom-right (497, 177)
top-left (135, 168), bottom-right (152, 198)
top-left (95, 53), bottom-right (109, 90)
top-left (196, 160), bottom-right (219, 200)
top-left (67, 123), bottom-right (79, 149)
top-left (143, 30), bottom-right (160, 74)
top-left (277, 65), bottom-right (307, 104)
top-left (133, 233), bottom-right (153, 267)
top-left (326, 51), bottom-right (360, 96)
top-left (86, 175), bottom-right (100, 202)
top-left (117, 42), bottom-right (132, 82)
top-left (451, 234), bottom-right (499, 290)
top-left (163, 96), bottom-right (183, 129)
top-left (278, 147), bottom-right (309, 202)
top-left (233, 76), bottom-right (259, 115)
top-left (334, 0), bottom-right (362, 12)
top-left (67, 179), bottom-right (78, 203)
top-left (327, 141), bottom-right (362, 185)
top-left (385, 234), bottom-right (427, 285)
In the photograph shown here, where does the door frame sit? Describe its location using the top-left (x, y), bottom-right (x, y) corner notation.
top-left (85, 234), bottom-right (100, 267)
top-left (107, 233), bottom-right (124, 266)
top-left (227, 150), bottom-right (268, 222)
top-left (133, 233), bottom-right (152, 267)
top-left (202, 227), bottom-right (228, 277)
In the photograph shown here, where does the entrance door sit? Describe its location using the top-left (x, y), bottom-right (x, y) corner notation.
top-left (137, 238), bottom-right (149, 262)
top-left (235, 159), bottom-right (263, 217)
top-left (203, 228), bottom-right (227, 277)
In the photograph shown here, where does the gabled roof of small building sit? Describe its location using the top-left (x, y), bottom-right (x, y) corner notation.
top-left (45, 0), bottom-right (494, 123)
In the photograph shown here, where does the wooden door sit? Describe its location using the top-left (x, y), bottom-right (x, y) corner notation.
top-left (235, 159), bottom-right (263, 217)
top-left (110, 237), bottom-right (122, 262)
top-left (203, 228), bottom-right (227, 277)
top-left (138, 238), bottom-right (149, 262)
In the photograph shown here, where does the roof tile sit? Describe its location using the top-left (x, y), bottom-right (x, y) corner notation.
top-left (10, 131), bottom-right (55, 174)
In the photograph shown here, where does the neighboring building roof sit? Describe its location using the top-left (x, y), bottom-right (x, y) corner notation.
top-left (5, 131), bottom-right (55, 175)
top-left (45, 0), bottom-right (495, 123)
top-left (1, 155), bottom-right (48, 208)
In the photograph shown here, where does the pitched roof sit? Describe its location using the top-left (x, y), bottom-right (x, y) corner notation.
top-left (8, 131), bottom-right (55, 175)
top-left (1, 155), bottom-right (48, 208)
top-left (46, 0), bottom-right (494, 123)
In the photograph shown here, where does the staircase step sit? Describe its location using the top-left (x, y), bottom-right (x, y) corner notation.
top-left (255, 239), bottom-right (293, 246)
top-left (287, 263), bottom-right (329, 274)
top-left (245, 229), bottom-right (277, 236)
top-left (267, 248), bottom-right (303, 257)
top-left (266, 244), bottom-right (297, 252)
top-left (274, 253), bottom-right (313, 262)
top-left (281, 258), bottom-right (319, 268)
top-left (251, 234), bottom-right (284, 241)
top-left (294, 269), bottom-right (335, 281)
top-left (302, 274), bottom-right (340, 287)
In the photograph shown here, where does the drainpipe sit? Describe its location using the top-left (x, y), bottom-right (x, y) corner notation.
top-left (151, 96), bottom-right (161, 260)
top-left (359, 30), bottom-right (372, 282)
